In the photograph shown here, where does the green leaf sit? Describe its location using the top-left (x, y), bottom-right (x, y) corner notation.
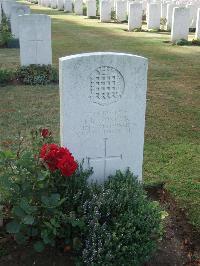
top-left (34, 241), bottom-right (45, 252)
top-left (19, 198), bottom-right (30, 213)
top-left (19, 198), bottom-right (37, 214)
top-left (12, 206), bottom-right (26, 218)
top-left (41, 193), bottom-right (60, 208)
top-left (6, 221), bottom-right (20, 234)
top-left (23, 215), bottom-right (35, 225)
top-left (15, 232), bottom-right (28, 244)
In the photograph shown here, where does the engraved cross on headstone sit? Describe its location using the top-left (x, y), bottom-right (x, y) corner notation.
top-left (87, 138), bottom-right (123, 179)
top-left (29, 38), bottom-right (43, 64)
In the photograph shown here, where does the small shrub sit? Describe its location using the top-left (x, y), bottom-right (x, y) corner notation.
top-left (175, 39), bottom-right (189, 46)
top-left (133, 27), bottom-right (142, 32)
top-left (81, 170), bottom-right (165, 266)
top-left (83, 5), bottom-right (87, 16)
top-left (0, 129), bottom-right (91, 252)
top-left (111, 10), bottom-right (115, 20)
top-left (16, 65), bottom-right (59, 85)
top-left (191, 39), bottom-right (200, 46)
top-left (0, 17), bottom-right (13, 47)
top-left (160, 17), bottom-right (167, 31)
top-left (0, 69), bottom-right (14, 86)
top-left (1, 130), bottom-right (165, 262)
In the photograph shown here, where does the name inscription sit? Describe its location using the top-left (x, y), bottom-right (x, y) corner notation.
top-left (77, 109), bottom-right (133, 137)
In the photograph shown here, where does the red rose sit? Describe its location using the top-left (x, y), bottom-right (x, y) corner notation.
top-left (40, 143), bottom-right (60, 171)
top-left (40, 144), bottom-right (78, 176)
top-left (57, 153), bottom-right (78, 177)
top-left (41, 128), bottom-right (51, 138)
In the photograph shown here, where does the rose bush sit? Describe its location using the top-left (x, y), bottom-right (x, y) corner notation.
top-left (0, 129), bottom-right (91, 252)
top-left (0, 129), bottom-right (165, 264)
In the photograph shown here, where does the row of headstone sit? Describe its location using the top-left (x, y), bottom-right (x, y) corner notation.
top-left (35, 0), bottom-right (200, 40)
top-left (0, 0), bottom-right (52, 65)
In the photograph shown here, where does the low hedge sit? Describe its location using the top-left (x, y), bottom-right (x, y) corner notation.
top-left (0, 65), bottom-right (58, 86)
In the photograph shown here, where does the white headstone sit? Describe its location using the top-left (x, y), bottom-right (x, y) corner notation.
top-left (100, 0), bottom-right (111, 22)
top-left (64, 0), bottom-right (72, 12)
top-left (10, 5), bottom-right (30, 38)
top-left (74, 0), bottom-right (83, 15)
top-left (2, 0), bottom-right (15, 18)
top-left (195, 8), bottom-right (200, 39)
top-left (147, 3), bottom-right (161, 30)
top-left (166, 3), bottom-right (177, 30)
top-left (187, 4), bottom-right (197, 28)
top-left (57, 0), bottom-right (64, 10)
top-left (51, 0), bottom-right (57, 9)
top-left (0, 2), bottom-right (2, 24)
top-left (86, 0), bottom-right (96, 17)
top-left (171, 7), bottom-right (190, 42)
top-left (128, 2), bottom-right (143, 31)
top-left (161, 2), bottom-right (167, 18)
top-left (59, 52), bottom-right (148, 182)
top-left (19, 14), bottom-right (52, 66)
top-left (116, 0), bottom-right (127, 22)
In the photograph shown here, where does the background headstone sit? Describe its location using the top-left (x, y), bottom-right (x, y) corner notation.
top-left (128, 2), bottom-right (143, 31)
top-left (86, 0), bottom-right (96, 17)
top-left (187, 4), bottom-right (197, 29)
top-left (195, 8), bottom-right (200, 39)
top-left (59, 52), bottom-right (148, 182)
top-left (0, 2), bottom-right (2, 24)
top-left (166, 3), bottom-right (177, 30)
top-left (147, 3), bottom-right (161, 30)
top-left (74, 0), bottom-right (83, 15)
top-left (171, 7), bottom-right (189, 42)
top-left (64, 0), bottom-right (72, 12)
top-left (57, 0), bottom-right (64, 10)
top-left (116, 0), bottom-right (127, 22)
top-left (51, 0), bottom-right (57, 9)
top-left (19, 14), bottom-right (52, 66)
top-left (100, 0), bottom-right (111, 22)
top-left (10, 5), bottom-right (30, 38)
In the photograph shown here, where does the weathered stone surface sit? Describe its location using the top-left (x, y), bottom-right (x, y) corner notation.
top-left (74, 0), bottom-right (83, 15)
top-left (86, 0), bottom-right (96, 17)
top-left (195, 8), bottom-right (200, 39)
top-left (60, 52), bottom-right (148, 182)
top-left (19, 14), bottom-right (52, 66)
top-left (128, 2), bottom-right (143, 31)
top-left (147, 3), bottom-right (161, 30)
top-left (64, 0), bottom-right (72, 12)
top-left (10, 5), bottom-right (30, 38)
top-left (100, 0), bottom-right (111, 22)
top-left (116, 0), bottom-right (127, 22)
top-left (171, 7), bottom-right (189, 42)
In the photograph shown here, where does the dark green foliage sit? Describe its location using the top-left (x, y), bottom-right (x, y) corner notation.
top-left (0, 16), bottom-right (13, 47)
top-left (16, 65), bottom-right (59, 85)
top-left (81, 170), bottom-right (165, 265)
top-left (0, 130), bottom-right (91, 252)
top-left (191, 39), bottom-right (200, 46)
top-left (0, 130), bottom-right (165, 262)
top-left (83, 5), bottom-right (87, 16)
top-left (175, 39), bottom-right (189, 46)
top-left (0, 69), bottom-right (14, 86)
top-left (133, 28), bottom-right (142, 32)
top-left (111, 10), bottom-right (115, 20)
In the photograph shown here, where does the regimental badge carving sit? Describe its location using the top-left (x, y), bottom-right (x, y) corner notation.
top-left (89, 66), bottom-right (125, 105)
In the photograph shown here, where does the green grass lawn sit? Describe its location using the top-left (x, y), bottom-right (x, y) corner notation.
top-left (0, 3), bottom-right (200, 230)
